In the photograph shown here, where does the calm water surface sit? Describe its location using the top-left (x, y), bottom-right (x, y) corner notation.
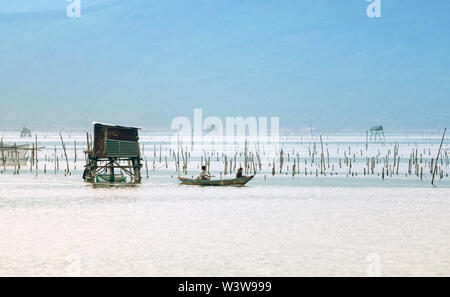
top-left (1, 174), bottom-right (449, 277)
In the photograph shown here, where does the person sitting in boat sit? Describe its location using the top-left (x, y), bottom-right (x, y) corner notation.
top-left (236, 167), bottom-right (245, 178)
top-left (199, 166), bottom-right (211, 180)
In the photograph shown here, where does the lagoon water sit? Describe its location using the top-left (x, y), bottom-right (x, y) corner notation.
top-left (0, 132), bottom-right (449, 276)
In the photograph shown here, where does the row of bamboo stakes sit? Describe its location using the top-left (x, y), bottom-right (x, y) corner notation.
top-left (0, 129), bottom-right (448, 185)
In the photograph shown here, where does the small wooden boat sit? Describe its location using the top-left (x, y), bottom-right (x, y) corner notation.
top-left (179, 175), bottom-right (254, 186)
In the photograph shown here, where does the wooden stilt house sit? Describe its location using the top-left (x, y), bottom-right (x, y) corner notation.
top-left (83, 122), bottom-right (142, 183)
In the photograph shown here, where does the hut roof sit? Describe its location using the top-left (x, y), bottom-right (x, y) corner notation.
top-left (92, 122), bottom-right (141, 130)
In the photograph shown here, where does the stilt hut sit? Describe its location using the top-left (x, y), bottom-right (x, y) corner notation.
top-left (83, 122), bottom-right (142, 183)
top-left (20, 126), bottom-right (32, 138)
top-left (370, 125), bottom-right (385, 143)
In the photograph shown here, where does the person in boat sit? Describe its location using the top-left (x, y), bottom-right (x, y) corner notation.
top-left (236, 167), bottom-right (245, 178)
top-left (199, 166), bottom-right (211, 180)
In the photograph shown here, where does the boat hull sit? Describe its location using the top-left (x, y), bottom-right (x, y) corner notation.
top-left (179, 175), bottom-right (254, 186)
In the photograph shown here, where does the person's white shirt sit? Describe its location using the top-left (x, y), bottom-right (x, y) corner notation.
top-left (199, 170), bottom-right (209, 180)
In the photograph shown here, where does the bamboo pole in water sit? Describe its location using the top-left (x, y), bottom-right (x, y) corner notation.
top-left (432, 128), bottom-right (446, 186)
top-left (224, 155), bottom-right (228, 175)
top-left (279, 149), bottom-right (284, 174)
top-left (35, 135), bottom-right (38, 176)
top-left (292, 159), bottom-right (296, 177)
top-left (30, 144), bottom-right (34, 173)
top-left (0, 138), bottom-right (5, 173)
top-left (366, 130), bottom-right (368, 151)
top-left (145, 157), bottom-right (149, 178)
top-left (31, 142), bottom-right (35, 169)
top-left (86, 132), bottom-right (90, 151)
top-left (244, 139), bottom-right (248, 174)
top-left (59, 133), bottom-right (70, 176)
top-left (13, 143), bottom-right (17, 175)
top-left (320, 135), bottom-right (325, 175)
top-left (184, 150), bottom-right (188, 175)
top-left (54, 146), bottom-right (57, 174)
top-left (74, 140), bottom-right (77, 164)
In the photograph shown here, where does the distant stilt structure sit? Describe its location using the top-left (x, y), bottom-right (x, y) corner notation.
top-left (20, 125), bottom-right (32, 138)
top-left (83, 122), bottom-right (142, 183)
top-left (370, 125), bottom-right (385, 143)
top-left (0, 142), bottom-right (43, 167)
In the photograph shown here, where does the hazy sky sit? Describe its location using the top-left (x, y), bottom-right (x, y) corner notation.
top-left (0, 0), bottom-right (449, 131)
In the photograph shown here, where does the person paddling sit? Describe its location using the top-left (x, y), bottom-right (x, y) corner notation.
top-left (199, 166), bottom-right (211, 180)
top-left (236, 167), bottom-right (245, 178)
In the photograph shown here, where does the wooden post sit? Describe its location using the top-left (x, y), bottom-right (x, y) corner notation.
top-left (35, 135), bottom-right (38, 176)
top-left (30, 144), bottom-right (34, 172)
top-left (133, 157), bottom-right (141, 182)
top-left (207, 156), bottom-right (211, 174)
top-left (14, 143), bottom-right (20, 174)
top-left (60, 133), bottom-right (70, 176)
top-left (184, 150), bottom-right (188, 175)
top-left (279, 149), bottom-right (284, 174)
top-left (292, 159), bottom-right (296, 177)
top-left (54, 146), bottom-right (57, 174)
top-left (366, 130), bottom-right (368, 151)
top-left (31, 143), bottom-right (35, 169)
top-left (13, 143), bottom-right (17, 174)
top-left (244, 139), bottom-right (248, 174)
top-left (86, 132), bottom-right (90, 151)
top-left (432, 128), bottom-right (446, 186)
top-left (74, 140), bottom-right (77, 164)
top-left (0, 138), bottom-right (5, 173)
top-left (224, 155), bottom-right (228, 175)
top-left (320, 135), bottom-right (325, 174)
